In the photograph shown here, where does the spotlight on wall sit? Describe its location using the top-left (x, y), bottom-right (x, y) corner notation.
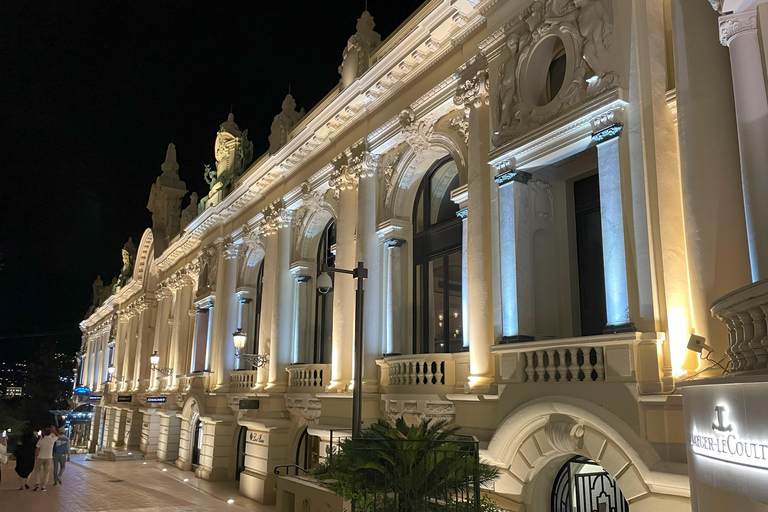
top-left (687, 334), bottom-right (712, 354)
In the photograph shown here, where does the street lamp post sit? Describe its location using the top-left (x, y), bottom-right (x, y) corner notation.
top-left (317, 261), bottom-right (367, 438)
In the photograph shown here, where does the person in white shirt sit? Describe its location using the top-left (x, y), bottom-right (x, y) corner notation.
top-left (32, 428), bottom-right (56, 491)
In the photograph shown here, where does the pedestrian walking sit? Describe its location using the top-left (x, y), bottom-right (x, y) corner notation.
top-left (13, 430), bottom-right (37, 490)
top-left (52, 426), bottom-right (69, 485)
top-left (32, 427), bottom-right (56, 491)
top-left (0, 429), bottom-right (8, 485)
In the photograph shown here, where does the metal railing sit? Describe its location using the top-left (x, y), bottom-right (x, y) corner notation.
top-left (274, 464), bottom-right (308, 476)
top-left (326, 435), bottom-right (482, 512)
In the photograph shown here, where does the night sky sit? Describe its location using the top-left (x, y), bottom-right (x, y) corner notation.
top-left (0, 1), bottom-right (424, 361)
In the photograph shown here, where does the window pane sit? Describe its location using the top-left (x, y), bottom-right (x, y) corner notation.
top-left (429, 160), bottom-right (460, 226)
top-left (447, 251), bottom-right (464, 352)
top-left (430, 257), bottom-right (445, 353)
top-left (414, 263), bottom-right (424, 352)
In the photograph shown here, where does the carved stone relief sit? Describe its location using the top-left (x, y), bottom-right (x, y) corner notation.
top-left (493, 0), bottom-right (618, 145)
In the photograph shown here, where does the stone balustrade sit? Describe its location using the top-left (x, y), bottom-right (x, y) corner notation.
top-left (492, 332), bottom-right (667, 393)
top-left (287, 364), bottom-right (331, 391)
top-left (229, 370), bottom-right (259, 391)
top-left (378, 353), bottom-right (457, 392)
top-left (711, 279), bottom-right (768, 372)
top-left (177, 376), bottom-right (192, 392)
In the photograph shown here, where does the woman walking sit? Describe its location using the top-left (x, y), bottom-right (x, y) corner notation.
top-left (13, 430), bottom-right (37, 490)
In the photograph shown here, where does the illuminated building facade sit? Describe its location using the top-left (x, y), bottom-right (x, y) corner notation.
top-left (76, 0), bottom-right (767, 510)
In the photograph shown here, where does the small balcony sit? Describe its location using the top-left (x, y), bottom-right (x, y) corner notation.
top-left (229, 370), bottom-right (259, 391)
top-left (711, 278), bottom-right (768, 372)
top-left (377, 353), bottom-right (463, 394)
top-left (287, 364), bottom-right (331, 392)
top-left (492, 332), bottom-right (668, 393)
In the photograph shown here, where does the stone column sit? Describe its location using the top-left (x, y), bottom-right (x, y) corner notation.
top-left (454, 60), bottom-right (495, 392)
top-left (357, 161), bottom-right (381, 392)
top-left (670, 0), bottom-right (751, 362)
top-left (266, 207), bottom-right (294, 393)
top-left (139, 408), bottom-right (160, 460)
top-left (213, 241), bottom-right (239, 391)
top-left (592, 125), bottom-right (636, 333)
top-left (377, 219), bottom-right (410, 355)
top-left (451, 187), bottom-right (471, 352)
top-left (495, 170), bottom-right (534, 342)
top-left (257, 241), bottom-right (276, 390)
top-left (170, 283), bottom-right (194, 384)
top-left (151, 293), bottom-right (173, 390)
top-left (329, 187), bottom-right (357, 392)
top-left (720, 10), bottom-right (768, 282)
top-left (290, 262), bottom-right (314, 364)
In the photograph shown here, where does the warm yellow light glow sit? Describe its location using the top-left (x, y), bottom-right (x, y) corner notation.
top-left (668, 305), bottom-right (695, 377)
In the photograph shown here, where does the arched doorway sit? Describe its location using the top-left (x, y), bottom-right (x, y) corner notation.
top-left (551, 456), bottom-right (629, 512)
top-left (236, 425), bottom-right (247, 480)
top-left (191, 418), bottom-right (203, 466)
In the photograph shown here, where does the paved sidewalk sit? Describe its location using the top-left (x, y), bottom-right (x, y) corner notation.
top-left (0, 455), bottom-right (276, 512)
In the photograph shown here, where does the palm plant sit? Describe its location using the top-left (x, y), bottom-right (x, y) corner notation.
top-left (312, 417), bottom-right (499, 512)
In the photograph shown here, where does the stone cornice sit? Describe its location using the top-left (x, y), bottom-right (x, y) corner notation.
top-left (151, 1), bottom-right (486, 276)
top-left (719, 10), bottom-right (757, 46)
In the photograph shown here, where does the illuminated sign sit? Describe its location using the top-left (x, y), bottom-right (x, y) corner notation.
top-left (117, 395), bottom-right (132, 403)
top-left (88, 395), bottom-right (102, 401)
top-left (146, 396), bottom-right (167, 403)
top-left (74, 387), bottom-right (90, 394)
top-left (691, 405), bottom-right (768, 470)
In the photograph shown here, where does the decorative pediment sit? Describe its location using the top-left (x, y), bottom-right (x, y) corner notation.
top-left (491, 0), bottom-right (619, 146)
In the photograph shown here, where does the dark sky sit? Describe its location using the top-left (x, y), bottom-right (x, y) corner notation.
top-left (0, 1), bottom-right (424, 360)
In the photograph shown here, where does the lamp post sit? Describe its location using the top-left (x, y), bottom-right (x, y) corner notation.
top-left (149, 351), bottom-right (173, 376)
top-left (232, 328), bottom-right (269, 369)
top-left (317, 261), bottom-right (367, 438)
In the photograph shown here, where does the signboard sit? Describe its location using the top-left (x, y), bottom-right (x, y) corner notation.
top-left (88, 395), bottom-right (102, 401)
top-left (238, 399), bottom-right (260, 410)
top-left (146, 396), bottom-right (167, 403)
top-left (74, 386), bottom-right (90, 394)
top-left (117, 395), bottom-right (132, 403)
top-left (248, 432), bottom-right (265, 444)
top-left (690, 405), bottom-right (768, 471)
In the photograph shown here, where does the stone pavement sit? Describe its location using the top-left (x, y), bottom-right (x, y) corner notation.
top-left (0, 455), bottom-right (276, 512)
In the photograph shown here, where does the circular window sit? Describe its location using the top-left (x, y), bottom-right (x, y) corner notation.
top-left (525, 35), bottom-right (568, 107)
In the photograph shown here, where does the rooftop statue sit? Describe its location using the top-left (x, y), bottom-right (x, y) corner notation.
top-left (147, 143), bottom-right (188, 256)
top-left (181, 192), bottom-right (199, 229)
top-left (268, 94), bottom-right (305, 155)
top-left (113, 237), bottom-right (137, 293)
top-left (215, 113), bottom-right (253, 178)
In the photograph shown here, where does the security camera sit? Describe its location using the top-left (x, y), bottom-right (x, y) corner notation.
top-left (687, 334), bottom-right (713, 354)
top-left (316, 272), bottom-right (333, 295)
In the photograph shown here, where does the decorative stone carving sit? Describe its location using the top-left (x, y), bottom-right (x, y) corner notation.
top-left (196, 244), bottom-right (219, 295)
top-left (493, 0), bottom-right (619, 145)
top-left (242, 224), bottom-right (265, 256)
top-left (113, 237), bottom-right (137, 293)
top-left (339, 11), bottom-right (381, 90)
top-left (530, 180), bottom-right (554, 221)
top-left (399, 108), bottom-right (434, 153)
top-left (385, 399), bottom-right (455, 424)
top-left (147, 143), bottom-right (188, 256)
top-left (719, 11), bottom-right (757, 47)
top-left (449, 112), bottom-right (470, 144)
top-left (215, 113), bottom-right (254, 178)
top-left (329, 141), bottom-right (378, 190)
top-left (454, 61), bottom-right (490, 114)
top-left (286, 396), bottom-right (322, 424)
top-left (379, 146), bottom-right (407, 203)
top-left (299, 181), bottom-right (325, 215)
top-left (544, 418), bottom-right (585, 453)
top-left (261, 198), bottom-right (291, 236)
top-left (223, 240), bottom-right (241, 260)
top-left (268, 94), bottom-right (305, 155)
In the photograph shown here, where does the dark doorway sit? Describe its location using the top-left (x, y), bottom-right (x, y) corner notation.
top-left (573, 174), bottom-right (607, 336)
top-left (191, 419), bottom-right (202, 466)
top-left (236, 426), bottom-right (247, 480)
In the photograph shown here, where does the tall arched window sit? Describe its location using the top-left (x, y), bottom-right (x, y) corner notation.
top-left (314, 220), bottom-right (336, 363)
top-left (413, 157), bottom-right (463, 353)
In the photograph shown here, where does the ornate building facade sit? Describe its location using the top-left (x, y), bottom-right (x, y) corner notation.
top-left (75, 1), bottom-right (767, 511)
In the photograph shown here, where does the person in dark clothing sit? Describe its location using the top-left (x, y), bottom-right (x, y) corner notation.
top-left (13, 431), bottom-right (37, 490)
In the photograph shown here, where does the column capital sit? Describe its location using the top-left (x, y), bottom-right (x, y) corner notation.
top-left (720, 10), bottom-right (757, 47)
top-left (260, 198), bottom-right (291, 236)
top-left (329, 140), bottom-right (379, 190)
top-left (376, 218), bottom-right (410, 242)
top-left (223, 240), bottom-right (242, 260)
top-left (591, 122), bottom-right (624, 144)
top-left (290, 260), bottom-right (315, 278)
top-left (494, 170), bottom-right (532, 186)
top-left (453, 54), bottom-right (489, 114)
top-left (382, 238), bottom-right (406, 248)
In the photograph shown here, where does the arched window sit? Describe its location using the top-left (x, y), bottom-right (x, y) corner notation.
top-left (314, 220), bottom-right (336, 363)
top-left (413, 158), bottom-right (463, 353)
top-left (252, 261), bottom-right (265, 352)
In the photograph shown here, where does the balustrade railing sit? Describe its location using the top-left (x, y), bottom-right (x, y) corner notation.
top-left (711, 279), bottom-right (768, 372)
top-left (229, 370), bottom-right (259, 391)
top-left (177, 376), bottom-right (191, 392)
top-left (522, 347), bottom-right (605, 382)
top-left (287, 364), bottom-right (330, 390)
top-left (384, 354), bottom-right (456, 388)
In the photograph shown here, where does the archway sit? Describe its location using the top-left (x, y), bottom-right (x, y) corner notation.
top-left (192, 417), bottom-right (203, 466)
top-left (235, 425), bottom-right (247, 480)
top-left (551, 456), bottom-right (629, 512)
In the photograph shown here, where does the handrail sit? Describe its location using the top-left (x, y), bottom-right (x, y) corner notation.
top-left (274, 464), bottom-right (308, 476)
